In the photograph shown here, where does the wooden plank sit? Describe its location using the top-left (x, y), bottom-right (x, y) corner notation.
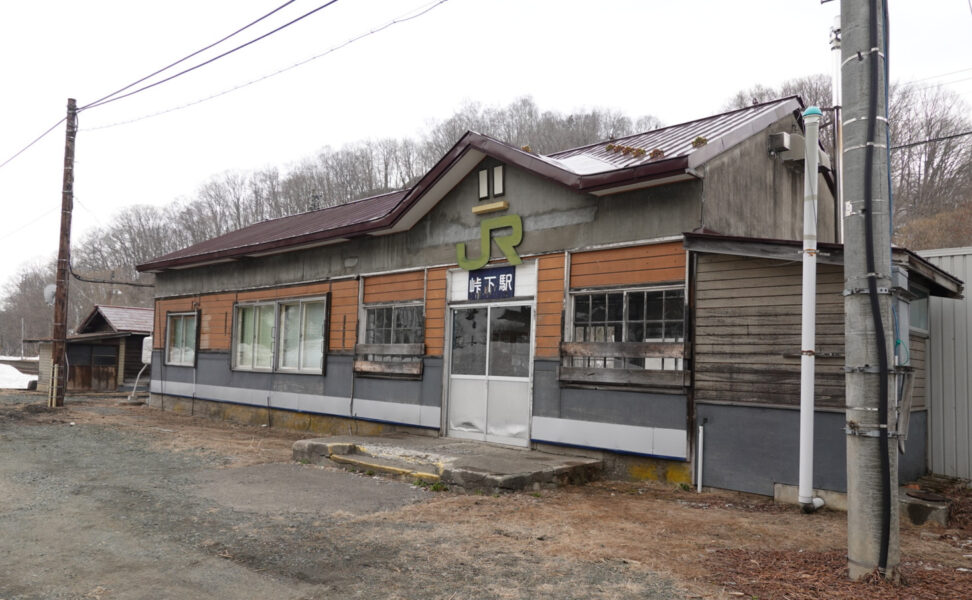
top-left (558, 366), bottom-right (688, 388)
top-left (570, 267), bottom-right (685, 289)
top-left (353, 359), bottom-right (423, 377)
top-left (355, 343), bottom-right (424, 356)
top-left (570, 242), bottom-right (684, 264)
top-left (560, 341), bottom-right (685, 359)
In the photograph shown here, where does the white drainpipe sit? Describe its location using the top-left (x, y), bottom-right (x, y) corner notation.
top-left (799, 107), bottom-right (825, 512)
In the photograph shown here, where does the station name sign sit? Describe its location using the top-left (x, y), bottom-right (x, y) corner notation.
top-left (468, 265), bottom-right (516, 300)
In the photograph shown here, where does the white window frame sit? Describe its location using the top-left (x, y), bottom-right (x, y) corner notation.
top-left (232, 302), bottom-right (277, 372)
top-left (165, 312), bottom-right (197, 367)
top-left (276, 296), bottom-right (328, 374)
top-left (567, 284), bottom-right (686, 371)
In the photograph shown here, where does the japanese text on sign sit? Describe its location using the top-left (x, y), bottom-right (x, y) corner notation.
top-left (467, 266), bottom-right (516, 300)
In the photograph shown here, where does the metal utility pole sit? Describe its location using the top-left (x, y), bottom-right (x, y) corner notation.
top-left (49, 98), bottom-right (77, 408)
top-left (841, 0), bottom-right (898, 580)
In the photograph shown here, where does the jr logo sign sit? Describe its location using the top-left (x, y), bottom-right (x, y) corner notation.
top-left (456, 214), bottom-right (523, 271)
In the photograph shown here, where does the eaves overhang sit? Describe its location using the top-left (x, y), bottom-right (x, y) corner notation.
top-left (683, 231), bottom-right (964, 299)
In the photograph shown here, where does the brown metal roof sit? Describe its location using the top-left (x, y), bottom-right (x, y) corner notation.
top-left (137, 97), bottom-right (805, 273)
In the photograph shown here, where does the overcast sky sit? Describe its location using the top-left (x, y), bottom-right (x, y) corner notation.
top-left (1, 0), bottom-right (970, 290)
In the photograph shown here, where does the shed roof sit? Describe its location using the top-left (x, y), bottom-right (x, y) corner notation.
top-left (138, 97), bottom-right (807, 273)
top-left (78, 305), bottom-right (155, 335)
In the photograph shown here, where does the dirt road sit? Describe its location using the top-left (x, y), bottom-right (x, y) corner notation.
top-left (0, 392), bottom-right (968, 599)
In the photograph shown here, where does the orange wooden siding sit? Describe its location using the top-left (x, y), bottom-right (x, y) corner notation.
top-left (535, 254), bottom-right (565, 358)
top-left (328, 279), bottom-right (359, 352)
top-left (154, 279), bottom-right (362, 355)
top-left (363, 270), bottom-right (425, 304)
top-left (424, 267), bottom-right (448, 356)
top-left (153, 298), bottom-right (195, 349)
top-left (569, 241), bottom-right (685, 289)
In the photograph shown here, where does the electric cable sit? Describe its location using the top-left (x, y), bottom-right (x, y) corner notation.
top-left (80, 0), bottom-right (300, 111)
top-left (84, 0), bottom-right (451, 131)
top-left (0, 117), bottom-right (66, 171)
top-left (862, 0), bottom-right (892, 574)
top-left (82, 0), bottom-right (342, 111)
top-left (891, 129), bottom-right (972, 150)
top-left (69, 263), bottom-right (154, 288)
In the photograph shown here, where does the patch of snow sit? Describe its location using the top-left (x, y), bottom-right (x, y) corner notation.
top-left (0, 364), bottom-right (37, 390)
top-left (0, 356), bottom-right (39, 361)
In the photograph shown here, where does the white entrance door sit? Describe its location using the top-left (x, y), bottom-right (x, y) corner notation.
top-left (447, 303), bottom-right (533, 447)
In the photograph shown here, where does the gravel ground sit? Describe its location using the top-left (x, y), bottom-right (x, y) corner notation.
top-left (0, 393), bottom-right (685, 600)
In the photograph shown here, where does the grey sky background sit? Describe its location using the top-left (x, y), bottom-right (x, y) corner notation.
top-left (1, 0), bottom-right (970, 287)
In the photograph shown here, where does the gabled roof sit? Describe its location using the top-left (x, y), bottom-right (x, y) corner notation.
top-left (138, 97), bottom-right (805, 273)
top-left (77, 305), bottom-right (154, 335)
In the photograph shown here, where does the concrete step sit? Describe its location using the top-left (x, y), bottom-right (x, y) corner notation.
top-left (293, 435), bottom-right (603, 493)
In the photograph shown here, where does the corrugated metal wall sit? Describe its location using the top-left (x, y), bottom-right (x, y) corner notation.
top-left (921, 247), bottom-right (972, 480)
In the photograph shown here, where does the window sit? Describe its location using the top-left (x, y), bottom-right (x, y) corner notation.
top-left (279, 299), bottom-right (326, 372)
top-left (233, 298), bottom-right (328, 373)
top-left (570, 287), bottom-right (685, 369)
top-left (365, 305), bottom-right (424, 345)
top-left (355, 304), bottom-right (425, 378)
top-left (234, 303), bottom-right (275, 371)
top-left (908, 282), bottom-right (929, 332)
top-left (477, 165), bottom-right (505, 199)
top-left (166, 312), bottom-right (196, 366)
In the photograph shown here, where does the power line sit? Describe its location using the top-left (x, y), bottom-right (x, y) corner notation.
top-left (85, 0), bottom-right (451, 131)
top-left (80, 0), bottom-right (300, 111)
top-left (0, 117), bottom-right (66, 171)
top-left (82, 0), bottom-right (342, 111)
top-left (891, 129), bottom-right (972, 150)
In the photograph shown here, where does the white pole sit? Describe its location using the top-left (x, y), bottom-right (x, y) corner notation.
top-left (696, 423), bottom-right (704, 493)
top-left (831, 15), bottom-right (845, 243)
top-left (799, 107), bottom-right (822, 510)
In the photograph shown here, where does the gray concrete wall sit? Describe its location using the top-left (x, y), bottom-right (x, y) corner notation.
top-left (155, 161), bottom-right (703, 298)
top-left (533, 359), bottom-right (687, 430)
top-left (701, 115), bottom-right (838, 243)
top-left (697, 403), bottom-right (928, 496)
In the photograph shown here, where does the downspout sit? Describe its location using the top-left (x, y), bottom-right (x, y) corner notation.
top-left (799, 107), bottom-right (825, 512)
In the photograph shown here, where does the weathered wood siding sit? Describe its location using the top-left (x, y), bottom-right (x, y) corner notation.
top-left (694, 253), bottom-right (846, 408)
top-left (536, 254), bottom-right (565, 359)
top-left (569, 241), bottom-right (685, 289)
top-left (153, 279), bottom-right (359, 354)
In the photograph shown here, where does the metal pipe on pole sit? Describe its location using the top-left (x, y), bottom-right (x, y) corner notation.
top-left (49, 98), bottom-right (77, 408)
top-left (799, 106), bottom-right (824, 513)
top-left (841, 0), bottom-right (898, 580)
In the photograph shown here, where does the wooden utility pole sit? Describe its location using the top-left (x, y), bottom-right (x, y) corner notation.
top-left (49, 98), bottom-right (77, 408)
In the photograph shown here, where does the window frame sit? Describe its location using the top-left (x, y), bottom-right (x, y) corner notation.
top-left (276, 296), bottom-right (328, 374)
top-left (561, 284), bottom-right (688, 388)
top-left (363, 302), bottom-right (425, 346)
top-left (354, 302), bottom-right (426, 379)
top-left (231, 296), bottom-right (329, 374)
top-left (231, 302), bottom-right (277, 372)
top-left (165, 311), bottom-right (197, 367)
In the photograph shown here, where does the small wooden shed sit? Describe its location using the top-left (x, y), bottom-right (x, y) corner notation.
top-left (33, 305), bottom-right (154, 393)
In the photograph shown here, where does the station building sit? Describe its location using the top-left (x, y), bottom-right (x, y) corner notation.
top-left (137, 97), bottom-right (962, 494)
